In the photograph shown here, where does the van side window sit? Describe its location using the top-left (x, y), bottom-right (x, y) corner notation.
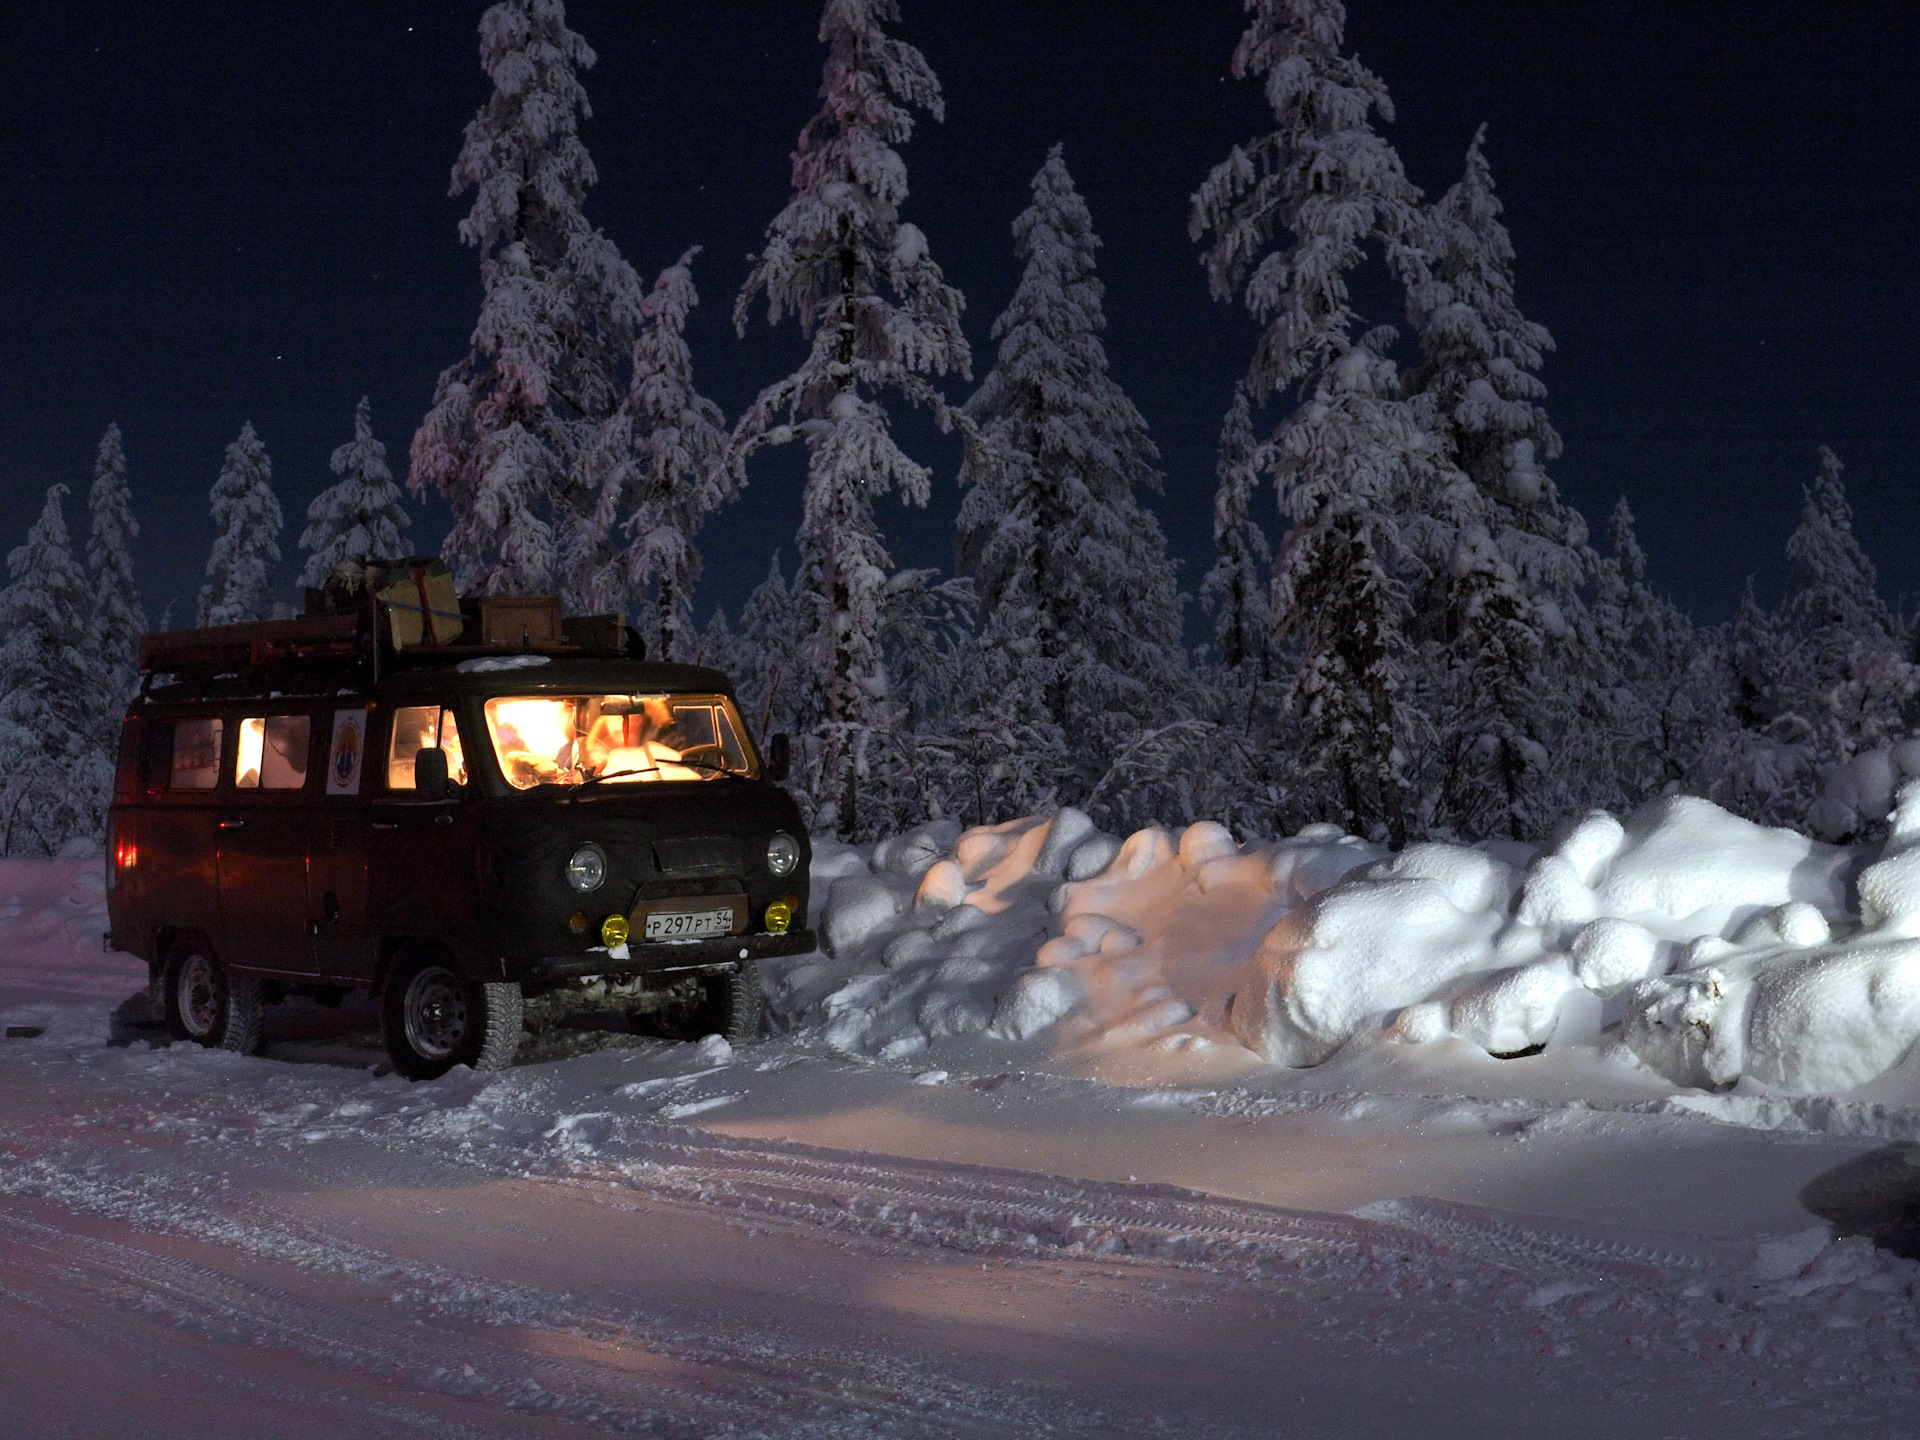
top-left (235, 715), bottom-right (312, 790)
top-left (169, 718), bottom-right (223, 791)
top-left (387, 706), bottom-right (467, 790)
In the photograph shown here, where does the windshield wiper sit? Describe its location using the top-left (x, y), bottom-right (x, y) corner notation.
top-left (563, 756), bottom-right (743, 800)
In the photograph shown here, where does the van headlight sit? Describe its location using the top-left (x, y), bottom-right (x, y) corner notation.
top-left (566, 842), bottom-right (608, 892)
top-left (766, 831), bottom-right (800, 877)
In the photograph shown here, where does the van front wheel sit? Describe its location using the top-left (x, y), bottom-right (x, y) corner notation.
top-left (162, 937), bottom-right (264, 1055)
top-left (382, 952), bottom-right (523, 1081)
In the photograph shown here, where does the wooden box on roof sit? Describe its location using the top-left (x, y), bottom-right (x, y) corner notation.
top-left (474, 595), bottom-right (562, 649)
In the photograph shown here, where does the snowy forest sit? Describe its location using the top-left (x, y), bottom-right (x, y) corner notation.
top-left (1, 0), bottom-right (1909, 857)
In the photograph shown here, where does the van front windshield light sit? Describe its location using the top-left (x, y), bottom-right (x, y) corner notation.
top-left (485, 694), bottom-right (756, 790)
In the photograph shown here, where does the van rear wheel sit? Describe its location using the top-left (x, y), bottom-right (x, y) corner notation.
top-left (162, 937), bottom-right (264, 1055)
top-left (382, 951), bottom-right (523, 1080)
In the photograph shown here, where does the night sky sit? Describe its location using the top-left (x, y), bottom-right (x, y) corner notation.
top-left (3, 2), bottom-right (1916, 633)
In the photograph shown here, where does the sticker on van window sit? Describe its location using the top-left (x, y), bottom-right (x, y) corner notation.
top-left (327, 710), bottom-right (367, 796)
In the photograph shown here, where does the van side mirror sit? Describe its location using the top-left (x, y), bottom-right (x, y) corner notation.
top-left (415, 746), bottom-right (454, 801)
top-left (765, 733), bottom-right (790, 783)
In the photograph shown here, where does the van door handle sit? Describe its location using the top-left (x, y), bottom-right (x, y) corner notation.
top-left (218, 818), bottom-right (246, 830)
top-left (371, 822), bottom-right (398, 832)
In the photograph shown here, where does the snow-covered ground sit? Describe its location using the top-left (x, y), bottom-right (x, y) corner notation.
top-left (8, 799), bottom-right (1920, 1435)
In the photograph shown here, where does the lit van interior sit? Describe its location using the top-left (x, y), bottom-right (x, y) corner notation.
top-left (483, 694), bottom-right (755, 789)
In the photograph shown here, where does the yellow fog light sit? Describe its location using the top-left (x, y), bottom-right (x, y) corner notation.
top-left (601, 914), bottom-right (630, 948)
top-left (567, 911), bottom-right (588, 934)
top-left (764, 901), bottom-right (793, 936)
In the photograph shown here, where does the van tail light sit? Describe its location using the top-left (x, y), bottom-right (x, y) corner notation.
top-left (113, 833), bottom-right (137, 876)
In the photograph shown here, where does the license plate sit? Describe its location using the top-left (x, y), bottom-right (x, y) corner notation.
top-left (645, 908), bottom-right (733, 941)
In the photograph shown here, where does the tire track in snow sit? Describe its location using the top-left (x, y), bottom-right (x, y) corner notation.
top-left (0, 1174), bottom-right (1256, 1440)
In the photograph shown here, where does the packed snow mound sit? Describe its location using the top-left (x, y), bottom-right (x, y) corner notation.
top-left (785, 790), bottom-right (1920, 1095)
top-left (1809, 733), bottom-right (1920, 840)
top-left (1230, 845), bottom-right (1516, 1066)
top-left (0, 858), bottom-right (145, 1009)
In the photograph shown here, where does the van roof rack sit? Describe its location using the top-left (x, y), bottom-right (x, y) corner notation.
top-left (136, 584), bottom-right (642, 700)
top-left (137, 615), bottom-right (362, 674)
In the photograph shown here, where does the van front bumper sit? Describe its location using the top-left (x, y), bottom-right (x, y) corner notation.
top-left (516, 928), bottom-right (817, 983)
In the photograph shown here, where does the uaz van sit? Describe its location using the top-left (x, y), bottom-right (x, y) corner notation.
top-left (105, 576), bottom-right (813, 1079)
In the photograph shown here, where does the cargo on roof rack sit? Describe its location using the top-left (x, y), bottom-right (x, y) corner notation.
top-left (136, 560), bottom-right (643, 693)
top-left (137, 615), bottom-right (362, 674)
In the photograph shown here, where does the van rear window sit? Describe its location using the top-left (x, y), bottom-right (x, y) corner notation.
top-left (164, 717), bottom-right (223, 791)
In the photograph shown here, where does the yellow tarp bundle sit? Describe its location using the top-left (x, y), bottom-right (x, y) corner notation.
top-left (371, 561), bottom-right (463, 648)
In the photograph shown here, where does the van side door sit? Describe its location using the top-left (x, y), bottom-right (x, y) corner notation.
top-left (129, 713), bottom-right (226, 949)
top-left (216, 711), bottom-right (317, 975)
top-left (309, 707), bottom-right (374, 982)
top-left (367, 704), bottom-right (483, 959)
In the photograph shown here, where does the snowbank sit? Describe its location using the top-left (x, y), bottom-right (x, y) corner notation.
top-left (788, 790), bottom-right (1920, 1096)
top-left (12, 790), bottom-right (1920, 1101)
top-left (0, 857), bottom-right (145, 1009)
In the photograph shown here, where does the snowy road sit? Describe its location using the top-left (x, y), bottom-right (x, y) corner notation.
top-left (5, 856), bottom-right (1920, 1435)
top-left (3, 1009), bottom-right (1920, 1438)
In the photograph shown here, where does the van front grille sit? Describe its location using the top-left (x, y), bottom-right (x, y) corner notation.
top-left (651, 836), bottom-right (741, 877)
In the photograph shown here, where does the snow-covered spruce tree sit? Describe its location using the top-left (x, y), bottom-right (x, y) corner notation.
top-left (1199, 383), bottom-right (1272, 680)
top-left (726, 553), bottom-right (810, 750)
top-left (1401, 128), bottom-right (1598, 839)
top-left (85, 423), bottom-right (145, 723)
top-left (300, 397), bottom-right (410, 591)
top-left (0, 487), bottom-right (110, 854)
top-left (583, 250), bottom-right (731, 656)
top-left (731, 0), bottom-right (972, 840)
top-left (958, 145), bottom-right (1185, 817)
top-left (1756, 447), bottom-right (1913, 836)
top-left (1781, 446), bottom-right (1902, 699)
top-left (411, 0), bottom-right (645, 603)
top-left (198, 422), bottom-right (283, 627)
top-left (1587, 497), bottom-right (1729, 811)
top-left (1708, 575), bottom-right (1815, 825)
top-left (1190, 0), bottom-right (1430, 846)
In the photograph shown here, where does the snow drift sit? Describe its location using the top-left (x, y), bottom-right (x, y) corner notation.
top-left (788, 788), bottom-right (1920, 1095)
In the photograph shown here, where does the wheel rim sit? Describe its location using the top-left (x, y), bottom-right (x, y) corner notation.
top-left (176, 953), bottom-right (219, 1038)
top-left (401, 966), bottom-right (469, 1061)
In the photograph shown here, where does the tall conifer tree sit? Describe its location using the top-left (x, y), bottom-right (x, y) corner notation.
top-left (1402, 129), bottom-right (1596, 837)
top-left (301, 397), bottom-right (410, 589)
top-left (586, 250), bottom-right (731, 655)
top-left (85, 423), bottom-right (145, 716)
top-left (1199, 384), bottom-right (1272, 680)
top-left (960, 145), bottom-right (1184, 801)
top-left (0, 487), bottom-right (106, 853)
top-left (411, 0), bottom-right (645, 602)
top-left (198, 423), bottom-right (282, 627)
top-left (731, 0), bottom-right (971, 838)
top-left (1190, 0), bottom-right (1429, 845)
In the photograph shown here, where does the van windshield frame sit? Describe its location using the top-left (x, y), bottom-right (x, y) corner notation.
top-left (483, 693), bottom-right (757, 790)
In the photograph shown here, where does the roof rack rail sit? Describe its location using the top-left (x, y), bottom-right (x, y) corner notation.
top-left (137, 615), bottom-right (361, 674)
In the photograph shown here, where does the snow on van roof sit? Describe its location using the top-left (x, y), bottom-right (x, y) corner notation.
top-left (454, 654), bottom-right (552, 674)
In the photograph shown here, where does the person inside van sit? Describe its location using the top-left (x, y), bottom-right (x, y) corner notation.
top-left (488, 698), bottom-right (584, 786)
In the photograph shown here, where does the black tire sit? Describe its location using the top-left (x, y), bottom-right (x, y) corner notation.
top-left (161, 937), bottom-right (265, 1055)
top-left (627, 961), bottom-right (766, 1046)
top-left (381, 950), bottom-right (523, 1081)
top-left (722, 960), bottom-right (766, 1047)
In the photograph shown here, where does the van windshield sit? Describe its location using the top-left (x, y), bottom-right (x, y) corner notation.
top-left (484, 694), bottom-right (756, 789)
